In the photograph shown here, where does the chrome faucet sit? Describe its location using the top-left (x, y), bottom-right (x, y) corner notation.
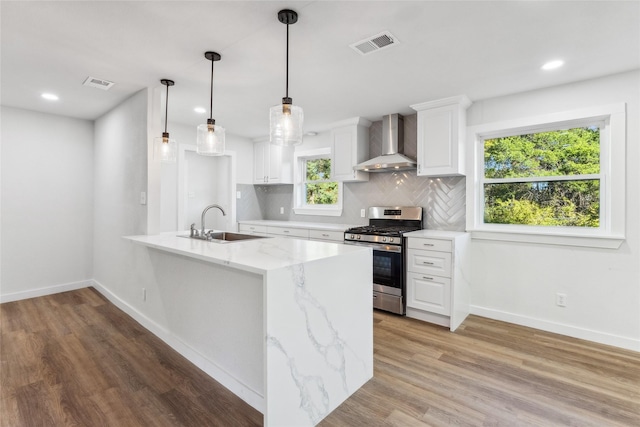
top-left (201, 204), bottom-right (226, 237)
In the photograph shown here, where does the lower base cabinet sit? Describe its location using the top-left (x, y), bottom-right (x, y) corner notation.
top-left (404, 231), bottom-right (470, 331)
top-left (238, 223), bottom-right (347, 243)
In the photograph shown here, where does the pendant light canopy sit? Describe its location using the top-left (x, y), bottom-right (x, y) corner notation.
top-left (270, 9), bottom-right (303, 146)
top-left (154, 79), bottom-right (177, 163)
top-left (197, 51), bottom-right (225, 156)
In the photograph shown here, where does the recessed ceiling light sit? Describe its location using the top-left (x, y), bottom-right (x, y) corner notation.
top-left (194, 107), bottom-right (206, 114)
top-left (541, 60), bottom-right (564, 71)
top-left (41, 93), bottom-right (59, 101)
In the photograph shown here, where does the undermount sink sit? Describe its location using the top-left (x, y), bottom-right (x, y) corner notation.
top-left (178, 232), bottom-right (267, 243)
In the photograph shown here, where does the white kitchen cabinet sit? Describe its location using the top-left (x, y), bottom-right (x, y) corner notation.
top-left (404, 231), bottom-right (470, 331)
top-left (238, 224), bottom-right (268, 236)
top-left (253, 140), bottom-right (293, 184)
top-left (331, 117), bottom-right (371, 182)
top-left (308, 229), bottom-right (344, 242)
top-left (411, 95), bottom-right (471, 177)
top-left (266, 226), bottom-right (309, 239)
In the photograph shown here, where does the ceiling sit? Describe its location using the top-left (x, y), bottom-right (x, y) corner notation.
top-left (2, 1), bottom-right (639, 140)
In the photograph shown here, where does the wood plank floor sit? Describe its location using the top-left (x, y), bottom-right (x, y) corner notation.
top-left (1, 288), bottom-right (639, 426)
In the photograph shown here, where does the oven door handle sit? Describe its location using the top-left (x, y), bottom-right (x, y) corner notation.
top-left (344, 240), bottom-right (402, 253)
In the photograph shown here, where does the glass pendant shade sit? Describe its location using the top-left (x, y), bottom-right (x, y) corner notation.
top-left (197, 119), bottom-right (225, 155)
top-left (270, 102), bottom-right (303, 146)
top-left (154, 132), bottom-right (177, 163)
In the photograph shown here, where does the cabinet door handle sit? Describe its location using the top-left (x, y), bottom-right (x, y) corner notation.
top-left (422, 276), bottom-right (434, 281)
top-left (283, 230), bottom-right (290, 233)
top-left (422, 261), bottom-right (434, 265)
top-left (322, 233), bottom-right (329, 237)
top-left (423, 243), bottom-right (434, 247)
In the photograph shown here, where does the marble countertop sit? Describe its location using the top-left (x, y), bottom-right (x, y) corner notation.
top-left (404, 229), bottom-right (468, 239)
top-left (238, 220), bottom-right (360, 232)
top-left (124, 232), bottom-right (370, 275)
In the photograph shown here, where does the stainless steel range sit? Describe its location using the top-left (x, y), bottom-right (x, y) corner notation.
top-left (344, 206), bottom-right (423, 315)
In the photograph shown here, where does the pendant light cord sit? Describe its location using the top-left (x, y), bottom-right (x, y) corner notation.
top-left (209, 56), bottom-right (214, 120)
top-left (285, 22), bottom-right (289, 99)
top-left (164, 83), bottom-right (169, 134)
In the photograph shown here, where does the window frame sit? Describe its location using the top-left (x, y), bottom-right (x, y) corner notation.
top-left (293, 148), bottom-right (343, 216)
top-left (466, 103), bottom-right (626, 248)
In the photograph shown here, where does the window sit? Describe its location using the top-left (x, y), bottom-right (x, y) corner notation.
top-left (294, 148), bottom-right (343, 216)
top-left (483, 125), bottom-right (601, 227)
top-left (467, 104), bottom-right (626, 248)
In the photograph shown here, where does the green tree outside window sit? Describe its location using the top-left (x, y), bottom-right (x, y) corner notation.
top-left (483, 127), bottom-right (600, 227)
top-left (305, 158), bottom-right (338, 205)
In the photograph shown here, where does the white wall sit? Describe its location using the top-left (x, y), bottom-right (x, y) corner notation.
top-left (466, 70), bottom-right (640, 350)
top-left (92, 89), bottom-right (166, 319)
top-left (0, 107), bottom-right (94, 301)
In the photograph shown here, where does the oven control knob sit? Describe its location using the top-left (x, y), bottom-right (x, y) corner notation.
top-left (382, 237), bottom-right (387, 242)
top-left (389, 237), bottom-right (394, 243)
top-left (357, 235), bottom-right (361, 240)
top-left (350, 234), bottom-right (354, 239)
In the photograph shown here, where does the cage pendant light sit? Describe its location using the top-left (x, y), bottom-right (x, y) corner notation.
top-left (154, 79), bottom-right (177, 163)
top-left (270, 9), bottom-right (303, 146)
top-left (197, 51), bottom-right (225, 156)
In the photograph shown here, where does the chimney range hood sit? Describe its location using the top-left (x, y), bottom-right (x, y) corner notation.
top-left (354, 114), bottom-right (417, 172)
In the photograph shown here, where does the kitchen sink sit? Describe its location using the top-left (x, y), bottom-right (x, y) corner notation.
top-left (178, 232), bottom-right (267, 243)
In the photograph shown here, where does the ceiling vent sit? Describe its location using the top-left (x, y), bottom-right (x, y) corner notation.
top-left (83, 76), bottom-right (115, 91)
top-left (350, 31), bottom-right (398, 55)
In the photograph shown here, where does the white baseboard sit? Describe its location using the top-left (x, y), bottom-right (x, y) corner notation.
top-left (470, 305), bottom-right (640, 352)
top-left (0, 279), bottom-right (92, 303)
top-left (90, 280), bottom-right (265, 413)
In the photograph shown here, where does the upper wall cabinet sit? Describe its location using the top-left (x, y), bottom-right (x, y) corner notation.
top-left (411, 95), bottom-right (472, 177)
top-left (331, 117), bottom-right (372, 182)
top-left (253, 141), bottom-right (293, 184)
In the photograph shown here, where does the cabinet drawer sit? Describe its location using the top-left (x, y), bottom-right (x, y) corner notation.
top-left (407, 249), bottom-right (451, 278)
top-left (267, 226), bottom-right (309, 239)
top-left (406, 272), bottom-right (451, 316)
top-left (239, 224), bottom-right (268, 235)
top-left (308, 229), bottom-right (344, 242)
top-left (407, 237), bottom-right (452, 252)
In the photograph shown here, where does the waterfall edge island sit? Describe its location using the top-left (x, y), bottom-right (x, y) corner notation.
top-left (123, 233), bottom-right (373, 427)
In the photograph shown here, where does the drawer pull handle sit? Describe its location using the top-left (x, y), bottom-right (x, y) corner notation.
top-left (422, 261), bottom-right (434, 265)
top-left (423, 243), bottom-right (434, 247)
top-left (283, 230), bottom-right (290, 233)
top-left (322, 233), bottom-right (329, 237)
top-left (423, 276), bottom-right (434, 281)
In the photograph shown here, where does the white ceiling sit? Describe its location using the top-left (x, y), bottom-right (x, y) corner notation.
top-left (2, 1), bottom-right (639, 140)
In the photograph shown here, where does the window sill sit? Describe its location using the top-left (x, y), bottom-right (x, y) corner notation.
top-left (469, 228), bottom-right (624, 249)
top-left (293, 207), bottom-right (343, 217)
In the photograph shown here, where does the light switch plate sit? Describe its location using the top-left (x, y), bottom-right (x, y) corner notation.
top-left (360, 209), bottom-right (366, 217)
top-left (236, 191), bottom-right (241, 199)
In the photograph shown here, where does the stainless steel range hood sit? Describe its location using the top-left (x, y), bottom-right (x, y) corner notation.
top-left (355, 114), bottom-right (417, 172)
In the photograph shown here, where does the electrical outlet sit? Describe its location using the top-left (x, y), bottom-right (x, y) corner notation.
top-left (140, 191), bottom-right (147, 205)
top-left (236, 191), bottom-right (241, 199)
top-left (280, 207), bottom-right (284, 214)
top-left (360, 209), bottom-right (366, 218)
top-left (142, 288), bottom-right (147, 302)
top-left (556, 292), bottom-right (567, 307)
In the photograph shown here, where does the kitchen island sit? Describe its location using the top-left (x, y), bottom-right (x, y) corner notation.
top-left (124, 233), bottom-right (373, 427)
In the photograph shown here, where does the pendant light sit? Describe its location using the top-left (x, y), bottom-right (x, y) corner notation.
top-left (154, 79), bottom-right (177, 163)
top-left (270, 9), bottom-right (303, 146)
top-left (197, 51), bottom-right (225, 156)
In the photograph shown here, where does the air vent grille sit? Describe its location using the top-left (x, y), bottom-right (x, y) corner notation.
top-left (83, 76), bottom-right (115, 90)
top-left (350, 31), bottom-right (398, 55)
